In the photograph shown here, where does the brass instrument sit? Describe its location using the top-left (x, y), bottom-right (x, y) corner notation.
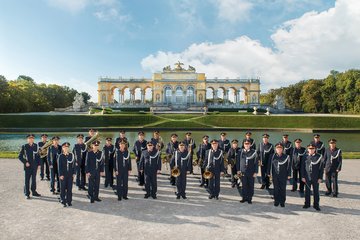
top-left (234, 172), bottom-right (243, 180)
top-left (39, 140), bottom-right (53, 158)
top-left (224, 158), bottom-right (229, 170)
top-left (203, 168), bottom-right (214, 180)
top-left (162, 154), bottom-right (171, 165)
top-left (171, 166), bottom-right (181, 177)
top-left (84, 131), bottom-right (100, 150)
top-left (192, 158), bottom-right (199, 166)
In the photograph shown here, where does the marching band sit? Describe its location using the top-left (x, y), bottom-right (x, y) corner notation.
top-left (18, 130), bottom-right (343, 211)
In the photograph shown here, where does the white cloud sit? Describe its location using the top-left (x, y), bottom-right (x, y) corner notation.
top-left (141, 0), bottom-right (360, 92)
top-left (215, 0), bottom-right (254, 23)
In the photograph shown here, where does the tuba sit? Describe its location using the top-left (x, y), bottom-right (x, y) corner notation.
top-left (171, 166), bottom-right (181, 177)
top-left (84, 131), bottom-right (100, 150)
top-left (203, 168), bottom-right (214, 180)
top-left (39, 140), bottom-right (53, 158)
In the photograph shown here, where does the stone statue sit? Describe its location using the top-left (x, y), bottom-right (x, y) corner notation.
top-left (188, 65), bottom-right (196, 72)
top-left (174, 61), bottom-right (184, 71)
top-left (163, 65), bottom-right (171, 72)
top-left (273, 95), bottom-right (285, 110)
top-left (72, 93), bottom-right (85, 112)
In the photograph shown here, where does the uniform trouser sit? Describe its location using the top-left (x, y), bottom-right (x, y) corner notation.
top-left (231, 165), bottom-right (238, 184)
top-left (325, 172), bottom-right (338, 195)
top-left (24, 168), bottom-right (37, 196)
top-left (136, 161), bottom-right (145, 185)
top-left (50, 166), bottom-right (60, 192)
top-left (170, 176), bottom-right (176, 185)
top-left (105, 160), bottom-right (114, 187)
top-left (305, 180), bottom-right (320, 207)
top-left (116, 172), bottom-right (129, 198)
top-left (176, 172), bottom-right (187, 197)
top-left (40, 157), bottom-right (49, 179)
top-left (241, 175), bottom-right (255, 200)
top-left (60, 175), bottom-right (73, 204)
top-left (261, 164), bottom-right (270, 186)
top-left (200, 168), bottom-right (209, 185)
top-left (273, 175), bottom-right (287, 204)
top-left (209, 172), bottom-right (221, 197)
top-left (144, 172), bottom-right (157, 197)
top-left (88, 173), bottom-right (100, 200)
top-left (292, 168), bottom-right (304, 191)
top-left (76, 162), bottom-right (86, 188)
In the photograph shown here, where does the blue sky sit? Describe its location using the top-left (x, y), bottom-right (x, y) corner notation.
top-left (1, 0), bottom-right (359, 101)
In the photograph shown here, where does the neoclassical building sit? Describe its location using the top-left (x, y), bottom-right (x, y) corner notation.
top-left (98, 62), bottom-right (260, 109)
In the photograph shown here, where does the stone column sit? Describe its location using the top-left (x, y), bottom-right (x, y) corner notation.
top-left (140, 89), bottom-right (144, 103)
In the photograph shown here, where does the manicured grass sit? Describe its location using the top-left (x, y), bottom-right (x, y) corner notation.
top-left (156, 114), bottom-right (203, 120)
top-left (150, 120), bottom-right (211, 128)
top-left (0, 151), bottom-right (18, 158)
top-left (342, 152), bottom-right (360, 159)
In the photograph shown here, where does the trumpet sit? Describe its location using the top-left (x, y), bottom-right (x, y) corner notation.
top-left (84, 131), bottom-right (100, 150)
top-left (203, 168), bottom-right (214, 180)
top-left (171, 166), bottom-right (181, 177)
top-left (39, 140), bottom-right (53, 158)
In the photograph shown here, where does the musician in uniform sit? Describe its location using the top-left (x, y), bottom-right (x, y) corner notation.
top-left (170, 142), bottom-right (192, 199)
top-left (257, 133), bottom-right (274, 189)
top-left (114, 140), bottom-right (132, 201)
top-left (73, 134), bottom-right (87, 191)
top-left (115, 130), bottom-right (129, 149)
top-left (85, 128), bottom-right (96, 143)
top-left (324, 139), bottom-right (342, 197)
top-left (227, 139), bottom-right (240, 188)
top-left (151, 130), bottom-right (164, 151)
top-left (58, 142), bottom-right (76, 207)
top-left (203, 139), bottom-right (225, 200)
top-left (133, 131), bottom-right (147, 186)
top-left (86, 140), bottom-right (105, 203)
top-left (237, 139), bottom-right (258, 204)
top-left (280, 134), bottom-right (293, 156)
top-left (310, 134), bottom-right (325, 157)
top-left (268, 143), bottom-right (291, 207)
top-left (196, 135), bottom-right (211, 187)
top-left (18, 134), bottom-right (41, 199)
top-left (183, 132), bottom-right (196, 174)
top-left (139, 142), bottom-right (161, 199)
top-left (38, 134), bottom-right (50, 181)
top-left (166, 133), bottom-right (179, 186)
top-left (103, 137), bottom-right (115, 188)
top-left (301, 143), bottom-right (323, 211)
top-left (48, 136), bottom-right (62, 194)
top-left (218, 132), bottom-right (230, 176)
top-left (242, 132), bottom-right (256, 150)
top-left (291, 139), bottom-right (306, 192)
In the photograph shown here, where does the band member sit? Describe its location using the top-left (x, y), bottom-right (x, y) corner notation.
top-left (133, 131), bottom-right (147, 186)
top-left (38, 134), bottom-right (50, 181)
top-left (218, 132), bottom-right (230, 175)
top-left (257, 133), bottom-right (274, 189)
top-left (86, 140), bottom-right (105, 203)
top-left (196, 135), bottom-right (211, 187)
top-left (269, 143), bottom-right (291, 207)
top-left (166, 133), bottom-right (179, 186)
top-left (114, 140), bottom-right (132, 201)
top-left (18, 134), bottom-right (41, 199)
top-left (115, 130), bottom-right (129, 149)
top-left (48, 136), bottom-right (61, 194)
top-left (183, 132), bottom-right (196, 174)
top-left (291, 139), bottom-right (306, 192)
top-left (310, 134), bottom-right (325, 156)
top-left (151, 130), bottom-right (164, 151)
top-left (237, 139), bottom-right (258, 204)
top-left (58, 142), bottom-right (76, 207)
top-left (103, 137), bottom-right (115, 188)
top-left (170, 142), bottom-right (192, 199)
top-left (203, 139), bottom-right (225, 200)
top-left (324, 139), bottom-right (342, 197)
top-left (73, 134), bottom-right (87, 191)
top-left (301, 144), bottom-right (323, 211)
top-left (227, 139), bottom-right (240, 188)
top-left (139, 142), bottom-right (161, 199)
top-left (242, 132), bottom-right (256, 150)
top-left (85, 128), bottom-right (96, 143)
top-left (280, 134), bottom-right (293, 156)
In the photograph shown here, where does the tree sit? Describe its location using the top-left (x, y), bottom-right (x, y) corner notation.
top-left (300, 80), bottom-right (324, 113)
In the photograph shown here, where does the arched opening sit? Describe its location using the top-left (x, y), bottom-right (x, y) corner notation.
top-left (186, 86), bottom-right (195, 104)
top-left (144, 87), bottom-right (153, 103)
top-left (134, 87), bottom-right (142, 104)
top-left (216, 88), bottom-right (225, 104)
top-left (164, 86), bottom-right (172, 104)
top-left (239, 87), bottom-right (247, 104)
top-left (175, 86), bottom-right (183, 104)
top-left (122, 87), bottom-right (131, 104)
top-left (112, 87), bottom-right (120, 104)
top-left (228, 87), bottom-right (236, 103)
top-left (206, 87), bottom-right (214, 100)
top-left (101, 94), bottom-right (107, 104)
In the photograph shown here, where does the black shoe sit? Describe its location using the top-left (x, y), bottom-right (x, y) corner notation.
top-left (82, 187), bottom-right (88, 191)
top-left (248, 200), bottom-right (252, 204)
top-left (280, 203), bottom-right (285, 207)
top-left (199, 183), bottom-right (204, 187)
top-left (204, 184), bottom-right (208, 188)
top-left (325, 191), bottom-right (331, 196)
top-left (68, 203), bottom-right (72, 206)
top-left (104, 185), bottom-right (108, 188)
top-left (95, 198), bottom-right (102, 202)
top-left (52, 191), bottom-right (56, 195)
top-left (63, 203), bottom-right (67, 207)
top-left (176, 196), bottom-right (181, 199)
top-left (265, 186), bottom-right (270, 190)
top-left (144, 194), bottom-right (150, 199)
top-left (208, 195), bottom-right (213, 199)
top-left (26, 195), bottom-right (30, 200)
top-left (332, 194), bottom-right (338, 198)
top-left (46, 177), bottom-right (50, 181)
top-left (303, 205), bottom-right (310, 209)
top-left (118, 197), bottom-right (122, 201)
top-left (215, 196), bottom-right (219, 200)
top-left (78, 187), bottom-right (82, 191)
top-left (240, 199), bottom-right (246, 203)
top-left (260, 185), bottom-right (265, 189)
top-left (32, 192), bottom-right (41, 197)
top-left (90, 199), bottom-right (94, 203)
top-left (231, 183), bottom-right (236, 188)
top-left (41, 178), bottom-right (44, 181)
top-left (152, 195), bottom-right (157, 199)
top-left (274, 202), bottom-right (279, 207)
top-left (314, 206), bottom-right (321, 211)
top-left (171, 183), bottom-right (176, 186)
top-left (182, 196), bottom-right (187, 199)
